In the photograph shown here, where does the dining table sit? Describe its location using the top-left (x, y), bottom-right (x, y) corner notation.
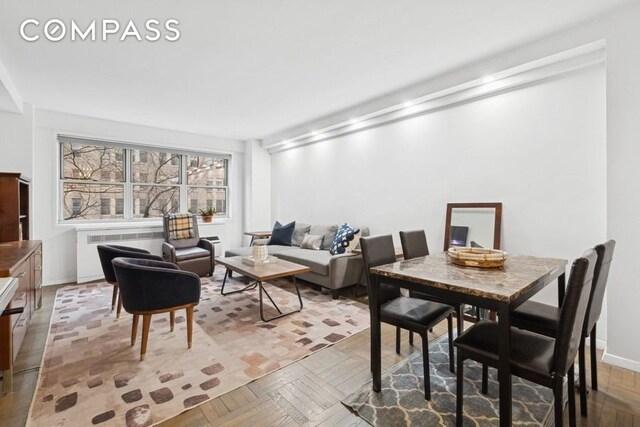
top-left (368, 252), bottom-right (567, 427)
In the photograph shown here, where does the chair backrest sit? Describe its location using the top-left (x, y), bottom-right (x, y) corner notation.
top-left (584, 240), bottom-right (615, 335)
top-left (97, 244), bottom-right (162, 283)
top-left (399, 230), bottom-right (430, 259)
top-left (360, 235), bottom-right (401, 304)
top-left (163, 214), bottom-right (200, 249)
top-left (112, 257), bottom-right (200, 312)
top-left (553, 248), bottom-right (597, 374)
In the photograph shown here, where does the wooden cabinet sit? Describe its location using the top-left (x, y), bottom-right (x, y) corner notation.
top-left (0, 240), bottom-right (42, 392)
top-left (0, 173), bottom-right (31, 242)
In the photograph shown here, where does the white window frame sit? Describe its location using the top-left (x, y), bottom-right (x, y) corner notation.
top-left (58, 135), bottom-right (231, 223)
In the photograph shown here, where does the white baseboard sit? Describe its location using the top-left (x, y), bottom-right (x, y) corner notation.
top-left (602, 351), bottom-right (640, 373)
top-left (587, 338), bottom-right (606, 350)
top-left (43, 277), bottom-right (76, 286)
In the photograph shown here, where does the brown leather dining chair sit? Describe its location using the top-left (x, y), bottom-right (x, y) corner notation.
top-left (112, 257), bottom-right (201, 361)
top-left (361, 234), bottom-right (456, 399)
top-left (97, 244), bottom-right (163, 318)
top-left (399, 230), bottom-right (464, 349)
top-left (510, 240), bottom-right (615, 417)
top-left (454, 248), bottom-right (597, 427)
top-left (162, 213), bottom-right (215, 277)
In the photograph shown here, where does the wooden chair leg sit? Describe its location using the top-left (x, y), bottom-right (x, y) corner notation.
top-left (111, 285), bottom-right (118, 310)
top-left (186, 306), bottom-right (194, 349)
top-left (396, 327), bottom-right (401, 354)
top-left (554, 377), bottom-right (564, 427)
top-left (409, 331), bottom-right (414, 346)
top-left (579, 335), bottom-right (588, 417)
top-left (456, 349), bottom-right (464, 427)
top-left (140, 314), bottom-right (152, 361)
top-left (131, 314), bottom-right (139, 346)
top-left (568, 365), bottom-right (576, 427)
top-left (590, 325), bottom-right (598, 390)
top-left (116, 295), bottom-right (123, 319)
top-left (482, 364), bottom-right (488, 395)
top-left (170, 311), bottom-right (175, 332)
top-left (447, 314), bottom-right (455, 373)
top-left (422, 332), bottom-right (431, 400)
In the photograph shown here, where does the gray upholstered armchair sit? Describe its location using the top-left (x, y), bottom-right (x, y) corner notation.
top-left (162, 213), bottom-right (215, 277)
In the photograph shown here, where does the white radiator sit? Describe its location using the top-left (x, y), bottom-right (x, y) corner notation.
top-left (76, 224), bottom-right (225, 283)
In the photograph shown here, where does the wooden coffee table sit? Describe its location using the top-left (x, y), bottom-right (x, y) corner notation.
top-left (216, 256), bottom-right (311, 322)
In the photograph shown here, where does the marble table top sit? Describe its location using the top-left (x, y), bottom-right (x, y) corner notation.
top-left (370, 252), bottom-right (567, 303)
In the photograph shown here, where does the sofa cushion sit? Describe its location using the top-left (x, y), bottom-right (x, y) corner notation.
top-left (274, 248), bottom-right (332, 276)
top-left (310, 224), bottom-right (338, 250)
top-left (175, 246), bottom-right (210, 261)
top-left (329, 223), bottom-right (360, 255)
top-left (292, 223), bottom-right (312, 246)
top-left (268, 221), bottom-right (295, 246)
top-left (224, 245), bottom-right (293, 258)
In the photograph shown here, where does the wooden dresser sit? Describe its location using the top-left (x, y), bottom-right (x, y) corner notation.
top-left (0, 240), bottom-right (42, 393)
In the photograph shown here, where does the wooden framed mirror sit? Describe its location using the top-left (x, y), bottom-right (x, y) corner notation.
top-left (444, 202), bottom-right (502, 321)
top-left (444, 202), bottom-right (502, 251)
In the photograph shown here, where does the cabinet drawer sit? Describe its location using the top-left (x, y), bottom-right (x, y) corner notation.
top-left (12, 313), bottom-right (28, 361)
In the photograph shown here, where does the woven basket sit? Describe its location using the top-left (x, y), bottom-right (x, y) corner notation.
top-left (446, 247), bottom-right (507, 268)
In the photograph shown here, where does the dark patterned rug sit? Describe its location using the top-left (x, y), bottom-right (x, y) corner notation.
top-left (343, 334), bottom-right (558, 426)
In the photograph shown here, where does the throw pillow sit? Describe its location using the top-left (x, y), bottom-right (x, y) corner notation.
top-left (267, 221), bottom-right (295, 246)
top-left (300, 233), bottom-right (323, 250)
top-left (347, 230), bottom-right (362, 253)
top-left (291, 223), bottom-right (312, 246)
top-left (329, 223), bottom-right (360, 255)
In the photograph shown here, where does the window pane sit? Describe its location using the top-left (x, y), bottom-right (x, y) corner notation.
top-left (132, 150), bottom-right (180, 184)
top-left (187, 156), bottom-right (227, 186)
top-left (62, 143), bottom-right (124, 182)
top-left (63, 183), bottom-right (124, 220)
top-left (133, 185), bottom-right (179, 218)
top-left (187, 187), bottom-right (227, 215)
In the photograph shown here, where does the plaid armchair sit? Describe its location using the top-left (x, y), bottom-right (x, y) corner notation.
top-left (162, 213), bottom-right (215, 276)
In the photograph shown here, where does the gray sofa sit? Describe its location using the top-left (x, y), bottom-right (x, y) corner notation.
top-left (224, 223), bottom-right (370, 298)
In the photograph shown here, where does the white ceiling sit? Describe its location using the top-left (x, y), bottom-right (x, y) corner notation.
top-left (0, 0), bottom-right (631, 141)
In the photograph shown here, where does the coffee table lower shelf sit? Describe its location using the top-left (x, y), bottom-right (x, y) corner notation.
top-left (216, 257), bottom-right (311, 322)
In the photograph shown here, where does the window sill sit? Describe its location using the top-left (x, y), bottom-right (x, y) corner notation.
top-left (71, 218), bottom-right (228, 232)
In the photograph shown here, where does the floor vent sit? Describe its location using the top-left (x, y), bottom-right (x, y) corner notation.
top-left (87, 231), bottom-right (164, 244)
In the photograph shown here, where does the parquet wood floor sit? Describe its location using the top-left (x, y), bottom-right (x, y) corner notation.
top-left (1, 284), bottom-right (638, 426)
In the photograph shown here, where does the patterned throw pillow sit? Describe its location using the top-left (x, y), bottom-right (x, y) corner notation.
top-left (300, 234), bottom-right (323, 250)
top-left (329, 223), bottom-right (361, 255)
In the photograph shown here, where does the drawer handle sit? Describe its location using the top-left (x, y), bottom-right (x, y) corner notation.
top-left (16, 272), bottom-right (27, 278)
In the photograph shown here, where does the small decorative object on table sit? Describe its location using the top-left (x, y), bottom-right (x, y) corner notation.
top-left (446, 247), bottom-right (507, 268)
top-left (198, 207), bottom-right (215, 223)
top-left (241, 255), bottom-right (278, 266)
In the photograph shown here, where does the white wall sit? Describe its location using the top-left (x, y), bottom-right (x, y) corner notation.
top-left (31, 109), bottom-right (245, 285)
top-left (272, 65), bottom-right (606, 332)
top-left (243, 140), bottom-right (272, 245)
top-left (0, 103), bottom-right (33, 177)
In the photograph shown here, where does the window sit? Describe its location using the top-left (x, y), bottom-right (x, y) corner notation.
top-left (186, 155), bottom-right (228, 216)
top-left (59, 136), bottom-right (230, 222)
top-left (100, 198), bottom-right (110, 216)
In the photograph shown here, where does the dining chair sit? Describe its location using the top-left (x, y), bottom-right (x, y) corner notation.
top-left (399, 230), bottom-right (464, 348)
top-left (112, 257), bottom-right (201, 361)
top-left (361, 234), bottom-right (456, 399)
top-left (510, 240), bottom-right (615, 417)
top-left (97, 244), bottom-right (164, 318)
top-left (454, 248), bottom-right (597, 427)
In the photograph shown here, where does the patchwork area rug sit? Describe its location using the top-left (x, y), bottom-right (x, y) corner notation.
top-left (343, 335), bottom-right (556, 426)
top-left (27, 273), bottom-right (369, 426)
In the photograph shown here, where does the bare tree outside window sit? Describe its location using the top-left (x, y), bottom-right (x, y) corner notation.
top-left (59, 138), bottom-right (229, 222)
top-left (62, 142), bottom-right (125, 220)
